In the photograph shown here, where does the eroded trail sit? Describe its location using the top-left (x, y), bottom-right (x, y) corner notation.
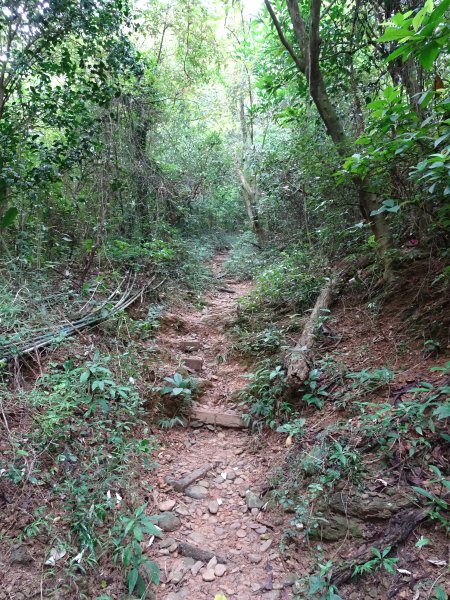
top-left (148, 254), bottom-right (297, 600)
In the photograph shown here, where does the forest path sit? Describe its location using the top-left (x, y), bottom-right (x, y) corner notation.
top-left (147, 253), bottom-right (297, 600)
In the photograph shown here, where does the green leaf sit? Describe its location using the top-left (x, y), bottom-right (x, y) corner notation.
top-left (128, 567), bottom-right (139, 594)
top-left (80, 371), bottom-right (90, 383)
top-left (378, 27), bottom-right (412, 42)
top-left (415, 536), bottom-right (430, 547)
top-left (433, 403), bottom-right (450, 419)
top-left (0, 207), bottom-right (18, 228)
top-left (418, 41), bottom-right (440, 69)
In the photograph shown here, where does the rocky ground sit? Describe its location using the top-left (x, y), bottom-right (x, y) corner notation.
top-left (146, 256), bottom-right (299, 599)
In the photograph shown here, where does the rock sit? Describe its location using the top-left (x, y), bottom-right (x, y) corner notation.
top-left (180, 340), bottom-right (201, 352)
top-left (167, 464), bottom-right (212, 491)
top-left (183, 356), bottom-right (203, 371)
top-left (248, 553), bottom-right (262, 564)
top-left (215, 564), bottom-right (227, 577)
top-left (188, 532), bottom-right (207, 545)
top-left (154, 512), bottom-right (181, 532)
top-left (251, 508), bottom-right (259, 516)
top-left (191, 560), bottom-right (204, 576)
top-left (246, 490), bottom-right (264, 510)
top-left (168, 557), bottom-right (195, 584)
top-left (160, 536), bottom-right (176, 549)
top-left (262, 592), bottom-right (281, 600)
top-left (309, 513), bottom-right (363, 542)
top-left (226, 470), bottom-right (236, 481)
top-left (208, 500), bottom-right (219, 514)
top-left (202, 568), bottom-right (216, 582)
top-left (282, 573), bottom-right (297, 587)
top-left (185, 485), bottom-right (209, 499)
top-left (207, 556), bottom-right (218, 569)
top-left (159, 499), bottom-right (176, 512)
top-left (256, 526), bottom-right (267, 534)
top-left (10, 546), bottom-right (33, 565)
top-left (175, 506), bottom-right (190, 516)
top-left (236, 529), bottom-right (246, 538)
top-left (260, 539), bottom-right (273, 552)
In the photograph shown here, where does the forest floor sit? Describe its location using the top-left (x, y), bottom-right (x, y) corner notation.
top-left (1, 251), bottom-right (449, 600)
top-left (148, 254), bottom-right (299, 600)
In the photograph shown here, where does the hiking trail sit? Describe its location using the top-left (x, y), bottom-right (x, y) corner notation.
top-left (147, 253), bottom-right (299, 600)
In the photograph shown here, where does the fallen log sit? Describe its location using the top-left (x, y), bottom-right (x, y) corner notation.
top-left (178, 542), bottom-right (227, 564)
top-left (286, 256), bottom-right (372, 388)
top-left (287, 276), bottom-right (335, 388)
top-left (331, 506), bottom-right (429, 586)
top-left (166, 464), bottom-right (212, 492)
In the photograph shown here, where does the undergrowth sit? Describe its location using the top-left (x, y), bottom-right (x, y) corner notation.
top-left (0, 352), bottom-right (160, 599)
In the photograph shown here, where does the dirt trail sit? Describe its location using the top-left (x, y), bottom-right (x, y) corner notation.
top-left (148, 254), bottom-right (297, 600)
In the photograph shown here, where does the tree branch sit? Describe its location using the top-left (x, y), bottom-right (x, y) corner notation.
top-left (264, 0), bottom-right (305, 73)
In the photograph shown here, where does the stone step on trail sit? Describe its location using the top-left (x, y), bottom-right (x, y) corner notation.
top-left (190, 407), bottom-right (246, 428)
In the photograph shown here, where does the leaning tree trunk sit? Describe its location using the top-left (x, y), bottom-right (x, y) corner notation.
top-left (287, 276), bottom-right (335, 388)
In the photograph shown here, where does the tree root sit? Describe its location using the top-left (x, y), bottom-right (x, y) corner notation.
top-left (331, 506), bottom-right (430, 587)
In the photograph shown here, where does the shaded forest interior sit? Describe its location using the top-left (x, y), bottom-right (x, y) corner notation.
top-left (0, 1), bottom-right (449, 599)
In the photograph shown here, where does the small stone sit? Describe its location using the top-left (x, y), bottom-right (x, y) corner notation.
top-left (208, 500), bottom-right (219, 514)
top-left (248, 553), bottom-right (262, 564)
top-left (159, 499), bottom-right (176, 512)
top-left (256, 526), bottom-right (267, 534)
top-left (251, 508), bottom-right (259, 516)
top-left (188, 531), bottom-right (206, 545)
top-left (262, 592), bottom-right (281, 600)
top-left (207, 556), bottom-right (218, 569)
top-left (175, 506), bottom-right (190, 516)
top-left (185, 485), bottom-right (209, 499)
top-left (154, 512), bottom-right (181, 532)
top-left (169, 543), bottom-right (178, 553)
top-left (160, 536), bottom-right (176, 549)
top-left (191, 560), bottom-right (203, 576)
top-left (202, 568), bottom-right (216, 582)
top-left (215, 564), bottom-right (227, 577)
top-left (260, 539), bottom-right (273, 552)
top-left (246, 490), bottom-right (264, 510)
top-left (183, 356), bottom-right (203, 371)
top-left (236, 529), bottom-right (246, 538)
top-left (282, 573), bottom-right (297, 587)
top-left (226, 471), bottom-right (236, 481)
top-left (215, 527), bottom-right (226, 535)
top-left (10, 547), bottom-right (33, 565)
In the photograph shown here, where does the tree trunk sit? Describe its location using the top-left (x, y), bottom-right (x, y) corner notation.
top-left (266, 0), bottom-right (394, 280)
top-left (237, 168), bottom-right (266, 245)
top-left (287, 276), bottom-right (335, 388)
top-left (356, 176), bottom-right (394, 281)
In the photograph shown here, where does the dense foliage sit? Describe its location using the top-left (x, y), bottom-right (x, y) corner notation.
top-left (1, 0), bottom-right (449, 598)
